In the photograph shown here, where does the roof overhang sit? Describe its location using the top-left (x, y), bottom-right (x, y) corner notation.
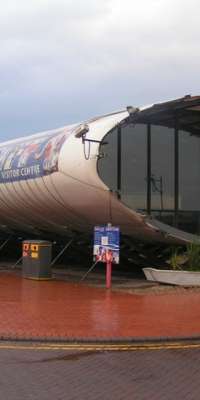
top-left (125, 95), bottom-right (200, 136)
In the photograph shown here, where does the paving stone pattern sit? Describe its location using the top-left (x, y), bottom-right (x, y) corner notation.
top-left (0, 347), bottom-right (199, 400)
top-left (1, 272), bottom-right (200, 340)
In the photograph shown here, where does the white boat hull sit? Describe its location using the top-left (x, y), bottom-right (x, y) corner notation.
top-left (143, 267), bottom-right (200, 286)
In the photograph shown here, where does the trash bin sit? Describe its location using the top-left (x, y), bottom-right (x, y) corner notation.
top-left (22, 240), bottom-right (52, 280)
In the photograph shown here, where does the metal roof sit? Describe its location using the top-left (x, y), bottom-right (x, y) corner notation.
top-left (127, 95), bottom-right (200, 135)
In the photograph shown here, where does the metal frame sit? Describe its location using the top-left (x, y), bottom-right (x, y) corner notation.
top-left (147, 124), bottom-right (151, 214)
top-left (117, 126), bottom-right (122, 199)
top-left (116, 120), bottom-right (179, 226)
top-left (146, 122), bottom-right (178, 224)
top-left (50, 239), bottom-right (73, 266)
top-left (174, 115), bottom-right (179, 227)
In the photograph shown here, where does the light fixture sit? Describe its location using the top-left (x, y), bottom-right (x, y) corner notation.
top-left (126, 106), bottom-right (139, 115)
top-left (75, 124), bottom-right (89, 138)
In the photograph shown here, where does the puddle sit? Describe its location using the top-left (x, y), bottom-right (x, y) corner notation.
top-left (40, 351), bottom-right (99, 363)
top-left (20, 351), bottom-right (100, 364)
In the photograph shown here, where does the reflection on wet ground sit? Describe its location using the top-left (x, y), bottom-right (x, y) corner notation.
top-left (0, 271), bottom-right (200, 340)
top-left (26, 351), bottom-right (99, 363)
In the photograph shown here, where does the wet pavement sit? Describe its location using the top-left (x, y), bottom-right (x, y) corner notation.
top-left (0, 342), bottom-right (199, 399)
top-left (0, 271), bottom-right (200, 340)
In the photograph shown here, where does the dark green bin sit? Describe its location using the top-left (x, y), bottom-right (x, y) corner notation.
top-left (22, 240), bottom-right (52, 280)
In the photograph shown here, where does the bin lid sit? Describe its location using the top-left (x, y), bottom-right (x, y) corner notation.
top-left (23, 240), bottom-right (52, 245)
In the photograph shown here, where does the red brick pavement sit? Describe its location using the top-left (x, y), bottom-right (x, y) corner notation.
top-left (1, 272), bottom-right (200, 340)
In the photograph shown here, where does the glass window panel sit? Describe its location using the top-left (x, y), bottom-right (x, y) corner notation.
top-left (121, 124), bottom-right (147, 210)
top-left (150, 125), bottom-right (175, 227)
top-left (151, 125), bottom-right (174, 211)
top-left (98, 128), bottom-right (117, 191)
top-left (98, 124), bottom-right (147, 210)
top-left (179, 131), bottom-right (200, 211)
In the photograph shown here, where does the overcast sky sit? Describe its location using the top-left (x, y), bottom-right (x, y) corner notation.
top-left (0, 0), bottom-right (199, 140)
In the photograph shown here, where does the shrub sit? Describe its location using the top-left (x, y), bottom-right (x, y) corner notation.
top-left (186, 242), bottom-right (200, 271)
top-left (169, 247), bottom-right (183, 270)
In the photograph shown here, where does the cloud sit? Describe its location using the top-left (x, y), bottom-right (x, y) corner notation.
top-left (0, 0), bottom-right (199, 139)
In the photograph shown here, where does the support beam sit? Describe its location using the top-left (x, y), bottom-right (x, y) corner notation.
top-left (51, 239), bottom-right (73, 266)
top-left (174, 116), bottom-right (179, 227)
top-left (147, 124), bottom-right (151, 214)
top-left (11, 256), bottom-right (23, 269)
top-left (79, 260), bottom-right (99, 282)
top-left (0, 235), bottom-right (12, 251)
top-left (117, 126), bottom-right (122, 199)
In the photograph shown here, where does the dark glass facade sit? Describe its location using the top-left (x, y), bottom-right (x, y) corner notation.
top-left (98, 122), bottom-right (200, 235)
top-left (121, 124), bottom-right (147, 210)
top-left (150, 126), bottom-right (175, 228)
top-left (178, 131), bottom-right (200, 234)
top-left (98, 127), bottom-right (118, 192)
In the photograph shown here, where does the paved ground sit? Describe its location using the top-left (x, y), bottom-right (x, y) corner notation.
top-left (0, 271), bottom-right (200, 340)
top-left (0, 341), bottom-right (200, 399)
top-left (0, 270), bottom-right (200, 399)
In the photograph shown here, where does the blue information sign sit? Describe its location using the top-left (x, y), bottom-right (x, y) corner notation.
top-left (93, 225), bottom-right (120, 264)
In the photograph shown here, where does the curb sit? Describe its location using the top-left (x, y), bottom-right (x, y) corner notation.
top-left (1, 334), bottom-right (200, 344)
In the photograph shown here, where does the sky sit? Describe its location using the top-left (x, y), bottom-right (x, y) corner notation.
top-left (0, 0), bottom-right (199, 140)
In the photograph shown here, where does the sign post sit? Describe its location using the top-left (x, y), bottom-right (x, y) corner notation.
top-left (106, 260), bottom-right (112, 289)
top-left (93, 224), bottom-right (120, 289)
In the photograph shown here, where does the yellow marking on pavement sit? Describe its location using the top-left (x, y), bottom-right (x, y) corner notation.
top-left (0, 342), bottom-right (200, 352)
